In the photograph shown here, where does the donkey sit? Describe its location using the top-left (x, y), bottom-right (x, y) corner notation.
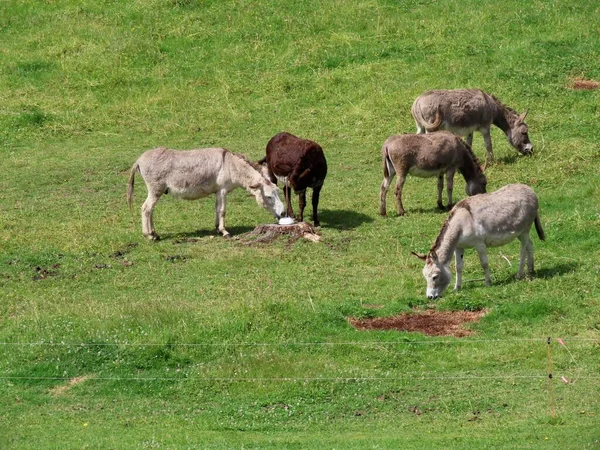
top-left (411, 89), bottom-right (533, 165)
top-left (259, 132), bottom-right (327, 226)
top-left (379, 131), bottom-right (487, 217)
top-left (127, 147), bottom-right (285, 240)
top-left (412, 184), bottom-right (545, 299)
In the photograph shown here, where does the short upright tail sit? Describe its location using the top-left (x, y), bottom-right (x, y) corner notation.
top-left (534, 214), bottom-right (545, 241)
top-left (127, 162), bottom-right (139, 211)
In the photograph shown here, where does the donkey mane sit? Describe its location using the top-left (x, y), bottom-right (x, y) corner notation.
top-left (429, 203), bottom-right (471, 253)
top-left (228, 150), bottom-right (263, 172)
top-left (489, 94), bottom-right (519, 118)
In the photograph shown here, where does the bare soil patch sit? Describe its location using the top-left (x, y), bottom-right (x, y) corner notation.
top-left (348, 309), bottom-right (487, 337)
top-left (49, 375), bottom-right (92, 396)
top-left (570, 78), bottom-right (600, 90)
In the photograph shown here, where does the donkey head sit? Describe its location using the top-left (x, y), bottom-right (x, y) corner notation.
top-left (508, 110), bottom-right (533, 155)
top-left (466, 170), bottom-right (487, 196)
top-left (249, 181), bottom-right (285, 219)
top-left (412, 250), bottom-right (452, 299)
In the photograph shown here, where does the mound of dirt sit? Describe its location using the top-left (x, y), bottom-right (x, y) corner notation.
top-left (239, 222), bottom-right (321, 244)
top-left (348, 309), bottom-right (487, 337)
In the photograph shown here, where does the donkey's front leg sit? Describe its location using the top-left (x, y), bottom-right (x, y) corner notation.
top-left (475, 244), bottom-right (492, 285)
top-left (214, 189), bottom-right (230, 238)
top-left (445, 168), bottom-right (456, 210)
top-left (298, 189), bottom-right (306, 223)
top-left (482, 127), bottom-right (494, 165)
top-left (454, 247), bottom-right (464, 291)
top-left (437, 174), bottom-right (444, 210)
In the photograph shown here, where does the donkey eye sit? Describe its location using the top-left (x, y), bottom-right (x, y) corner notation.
top-left (432, 275), bottom-right (438, 281)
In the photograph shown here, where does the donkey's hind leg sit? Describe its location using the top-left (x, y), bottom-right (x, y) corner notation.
top-left (475, 244), bottom-right (492, 286)
top-left (379, 161), bottom-right (395, 216)
top-left (517, 234), bottom-right (535, 278)
top-left (142, 192), bottom-right (161, 241)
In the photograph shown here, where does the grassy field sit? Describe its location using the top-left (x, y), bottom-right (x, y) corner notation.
top-left (1, 0), bottom-right (599, 448)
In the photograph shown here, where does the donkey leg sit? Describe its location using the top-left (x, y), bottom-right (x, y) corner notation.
top-left (482, 128), bottom-right (494, 165)
top-left (454, 248), bottom-right (465, 291)
top-left (394, 172), bottom-right (407, 216)
top-left (437, 174), bottom-right (444, 210)
top-left (466, 133), bottom-right (473, 148)
top-left (517, 234), bottom-right (534, 278)
top-left (379, 164), bottom-right (395, 216)
top-left (298, 190), bottom-right (306, 223)
top-left (214, 189), bottom-right (230, 238)
top-left (312, 185), bottom-right (322, 227)
top-left (445, 168), bottom-right (456, 210)
top-left (283, 184), bottom-right (295, 218)
top-left (475, 244), bottom-right (492, 286)
top-left (141, 193), bottom-right (161, 240)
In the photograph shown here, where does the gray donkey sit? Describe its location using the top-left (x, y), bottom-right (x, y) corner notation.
top-left (411, 89), bottom-right (533, 165)
top-left (128, 147), bottom-right (285, 240)
top-left (413, 183), bottom-right (545, 299)
top-left (379, 131), bottom-right (487, 217)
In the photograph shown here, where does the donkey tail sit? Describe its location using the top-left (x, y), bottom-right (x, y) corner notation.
top-left (411, 97), bottom-right (442, 132)
top-left (534, 214), bottom-right (545, 241)
top-left (382, 145), bottom-right (391, 178)
top-left (127, 162), bottom-right (139, 211)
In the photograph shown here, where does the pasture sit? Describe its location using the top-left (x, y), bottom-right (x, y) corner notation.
top-left (1, 0), bottom-right (599, 448)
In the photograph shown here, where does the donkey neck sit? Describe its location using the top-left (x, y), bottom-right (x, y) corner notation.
top-left (431, 213), bottom-right (463, 264)
top-left (491, 102), bottom-right (517, 135)
top-left (456, 145), bottom-right (480, 181)
top-left (226, 152), bottom-right (263, 189)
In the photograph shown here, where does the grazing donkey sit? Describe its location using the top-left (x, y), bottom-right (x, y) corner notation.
top-left (411, 89), bottom-right (533, 165)
top-left (127, 147), bottom-right (285, 240)
top-left (413, 184), bottom-right (545, 299)
top-left (259, 132), bottom-right (327, 226)
top-left (379, 131), bottom-right (487, 217)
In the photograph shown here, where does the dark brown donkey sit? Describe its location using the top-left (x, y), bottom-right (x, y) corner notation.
top-left (259, 132), bottom-right (327, 226)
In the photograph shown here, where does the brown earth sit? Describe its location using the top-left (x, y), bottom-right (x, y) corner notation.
top-left (571, 78), bottom-right (600, 90)
top-left (348, 309), bottom-right (487, 337)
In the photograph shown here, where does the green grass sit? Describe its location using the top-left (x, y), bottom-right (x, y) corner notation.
top-left (1, 0), bottom-right (600, 448)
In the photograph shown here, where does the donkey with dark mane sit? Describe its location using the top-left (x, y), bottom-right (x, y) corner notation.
top-left (379, 131), bottom-right (487, 217)
top-left (128, 147), bottom-right (285, 240)
top-left (413, 184), bottom-right (545, 299)
top-left (411, 89), bottom-right (533, 165)
top-left (259, 132), bottom-right (327, 226)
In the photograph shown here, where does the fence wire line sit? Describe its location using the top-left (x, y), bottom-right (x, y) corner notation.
top-left (2, 375), bottom-right (599, 383)
top-left (0, 338), bottom-right (598, 347)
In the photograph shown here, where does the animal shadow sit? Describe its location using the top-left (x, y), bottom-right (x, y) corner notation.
top-left (162, 225), bottom-right (255, 243)
top-left (495, 261), bottom-right (579, 286)
top-left (319, 209), bottom-right (374, 231)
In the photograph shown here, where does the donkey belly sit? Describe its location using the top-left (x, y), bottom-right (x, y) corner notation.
top-left (408, 167), bottom-right (444, 178)
top-left (167, 182), bottom-right (219, 200)
top-left (484, 231), bottom-right (520, 247)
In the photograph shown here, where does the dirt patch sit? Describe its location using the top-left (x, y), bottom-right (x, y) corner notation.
top-left (32, 264), bottom-right (60, 281)
top-left (570, 77), bottom-right (600, 90)
top-left (238, 222), bottom-right (321, 245)
top-left (348, 309), bottom-right (487, 337)
top-left (49, 375), bottom-right (92, 396)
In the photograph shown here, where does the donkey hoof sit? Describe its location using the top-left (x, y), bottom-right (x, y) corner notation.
top-left (144, 232), bottom-right (160, 241)
top-left (222, 233), bottom-right (232, 239)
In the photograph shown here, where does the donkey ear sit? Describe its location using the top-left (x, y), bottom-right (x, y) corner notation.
top-left (480, 162), bottom-right (487, 172)
top-left (297, 168), bottom-right (311, 181)
top-left (411, 251), bottom-right (427, 261)
top-left (429, 250), bottom-right (438, 262)
top-left (519, 109), bottom-right (529, 121)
